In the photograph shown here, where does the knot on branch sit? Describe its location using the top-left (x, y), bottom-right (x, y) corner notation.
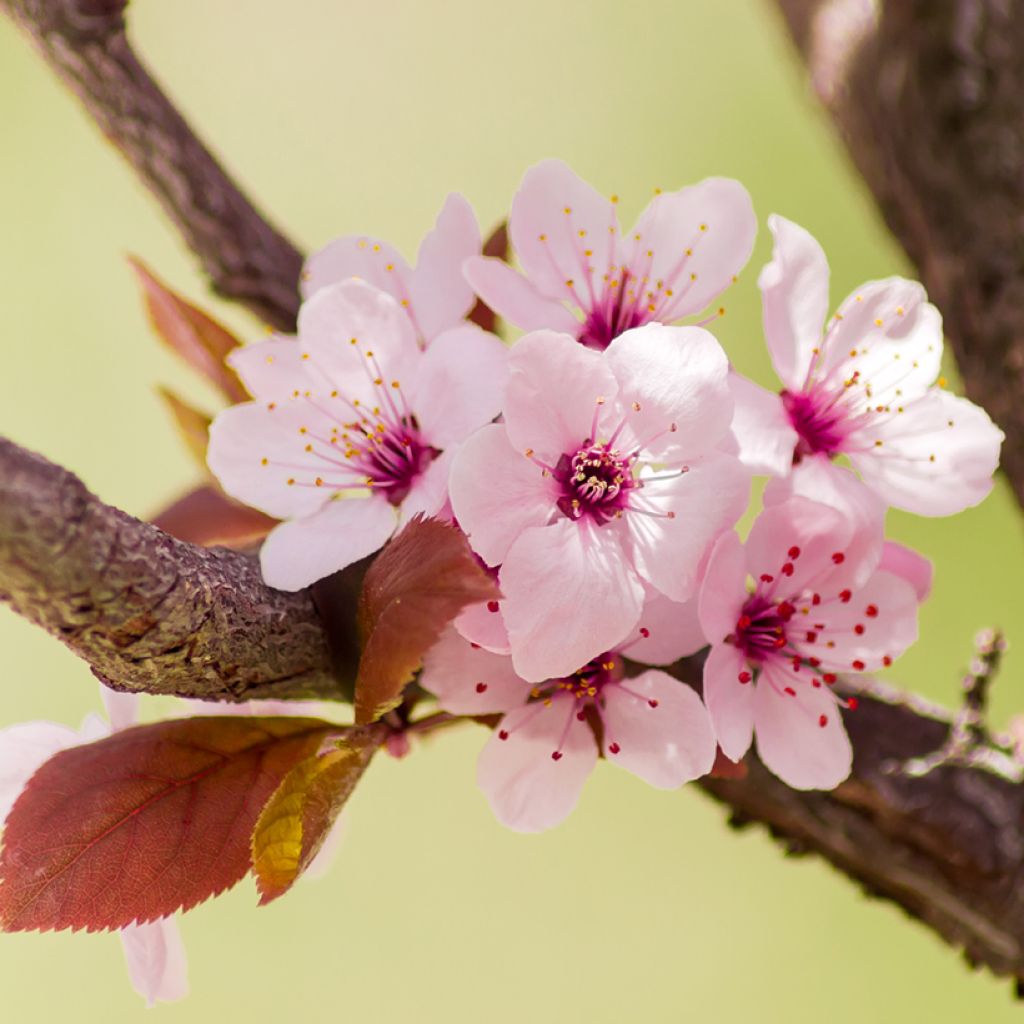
top-left (7, 0), bottom-right (127, 41)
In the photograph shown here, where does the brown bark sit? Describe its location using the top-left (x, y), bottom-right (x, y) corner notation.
top-left (0, 0), bottom-right (303, 331)
top-left (773, 0), bottom-right (1024, 507)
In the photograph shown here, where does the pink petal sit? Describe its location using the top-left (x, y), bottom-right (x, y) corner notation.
top-left (302, 812), bottom-right (349, 882)
top-left (119, 919), bottom-right (189, 1007)
top-left (449, 423), bottom-right (558, 566)
top-left (463, 256), bottom-right (581, 333)
top-left (602, 670), bottom-right (715, 788)
top-left (605, 324), bottom-right (733, 461)
top-left (758, 214), bottom-right (830, 390)
top-left (410, 193), bottom-right (481, 342)
top-left (879, 541), bottom-right (933, 601)
top-left (0, 721), bottom-right (81, 823)
top-left (455, 597), bottom-right (511, 654)
top-left (509, 158), bottom-right (618, 305)
top-left (411, 323), bottom-right (508, 448)
top-left (227, 336), bottom-right (313, 400)
top-left (298, 279), bottom-right (420, 400)
top-left (503, 329), bottom-right (619, 461)
top-left (702, 643), bottom-right (755, 762)
top-left (259, 497), bottom-right (397, 591)
top-left (100, 689), bottom-right (139, 733)
top-left (302, 233), bottom-right (414, 305)
top-left (626, 177), bottom-right (756, 321)
top-left (753, 662), bottom-right (852, 789)
top-left (726, 372), bottom-right (798, 477)
top-left (206, 400), bottom-right (334, 520)
top-left (420, 627), bottom-right (529, 714)
top-left (477, 695), bottom-right (598, 832)
top-left (501, 519), bottom-right (645, 682)
top-left (697, 531), bottom-right (748, 645)
top-left (627, 588), bottom-right (706, 665)
top-left (848, 389), bottom-right (1004, 515)
top-left (627, 453), bottom-right (750, 602)
top-left (397, 448), bottom-right (454, 526)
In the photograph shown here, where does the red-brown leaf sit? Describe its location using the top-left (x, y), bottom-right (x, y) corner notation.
top-left (150, 484), bottom-right (276, 548)
top-left (158, 386), bottom-right (212, 470)
top-left (130, 257), bottom-right (248, 402)
top-left (0, 716), bottom-right (339, 932)
top-left (354, 517), bottom-right (498, 725)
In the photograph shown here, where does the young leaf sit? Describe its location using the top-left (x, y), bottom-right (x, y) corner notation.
top-left (251, 735), bottom-right (377, 904)
top-left (355, 516), bottom-right (498, 725)
top-left (158, 386), bottom-right (212, 470)
top-left (129, 257), bottom-right (248, 402)
top-left (0, 716), bottom-right (340, 932)
top-left (150, 484), bottom-right (276, 548)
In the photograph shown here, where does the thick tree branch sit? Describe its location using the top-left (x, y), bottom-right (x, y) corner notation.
top-left (0, 0), bottom-right (303, 330)
top-left (0, 436), bottom-right (345, 701)
top-left (772, 0), bottom-right (1024, 507)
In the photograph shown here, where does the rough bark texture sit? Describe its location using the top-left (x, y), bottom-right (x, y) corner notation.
top-left (774, 0), bottom-right (1024, 508)
top-left (0, 436), bottom-right (340, 701)
top-left (0, 0), bottom-right (303, 331)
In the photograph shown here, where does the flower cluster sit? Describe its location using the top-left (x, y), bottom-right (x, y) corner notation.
top-left (203, 159), bottom-right (1002, 832)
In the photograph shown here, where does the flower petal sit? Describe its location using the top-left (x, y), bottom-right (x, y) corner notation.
top-left (100, 689), bottom-right (140, 733)
top-left (628, 589), bottom-right (706, 665)
top-left (477, 696), bottom-right (598, 832)
top-left (702, 643), bottom-right (755, 762)
top-left (454, 597), bottom-right (510, 654)
top-left (697, 531), bottom-right (748, 644)
top-left (449, 424), bottom-right (558, 566)
top-left (463, 256), bottom-right (581, 333)
top-left (397, 448), bottom-right (454, 526)
top-left (605, 323), bottom-right (733, 461)
top-left (411, 323), bottom-right (508, 448)
top-left (602, 670), bottom-right (715, 788)
top-left (119, 920), bottom-right (189, 1007)
top-left (879, 541), bottom-right (933, 601)
top-left (758, 214), bottom-right (830, 390)
top-left (627, 177), bottom-right (756, 321)
top-left (501, 519), bottom-right (644, 682)
top-left (754, 662), bottom-right (852, 789)
top-left (259, 498), bottom-right (397, 591)
top-left (420, 627), bottom-right (529, 714)
top-left (726, 371), bottom-right (798, 477)
top-left (302, 233), bottom-right (414, 304)
top-left (228, 336), bottom-right (318, 400)
top-left (0, 721), bottom-right (81, 823)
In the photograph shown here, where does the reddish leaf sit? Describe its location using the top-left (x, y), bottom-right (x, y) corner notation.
top-left (710, 747), bottom-right (748, 780)
top-left (468, 220), bottom-right (508, 333)
top-left (251, 734), bottom-right (377, 904)
top-left (158, 386), bottom-right (212, 470)
top-left (150, 484), bottom-right (276, 548)
top-left (355, 516), bottom-right (498, 725)
top-left (0, 716), bottom-right (339, 932)
top-left (130, 257), bottom-right (248, 402)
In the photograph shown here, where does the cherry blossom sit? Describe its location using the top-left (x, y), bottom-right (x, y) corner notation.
top-left (420, 592), bottom-right (712, 832)
top-left (303, 193), bottom-right (481, 347)
top-left (0, 691), bottom-right (188, 1007)
top-left (208, 278), bottom-right (508, 590)
top-left (449, 323), bottom-right (750, 681)
top-left (730, 215), bottom-right (1003, 515)
top-left (697, 496), bottom-right (923, 789)
top-left (464, 158), bottom-right (756, 349)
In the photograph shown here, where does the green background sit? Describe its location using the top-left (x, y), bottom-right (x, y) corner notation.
top-left (1, 1), bottom-right (1022, 1020)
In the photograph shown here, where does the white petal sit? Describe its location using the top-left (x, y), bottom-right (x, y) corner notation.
top-left (420, 627), bottom-right (529, 715)
top-left (627, 588), bottom-right (706, 665)
top-left (702, 643), bottom-right (755, 762)
top-left (119, 920), bottom-right (189, 1007)
top-left (726, 371), bottom-right (798, 477)
top-left (0, 721), bottom-right (81, 823)
top-left (463, 256), bottom-right (581, 333)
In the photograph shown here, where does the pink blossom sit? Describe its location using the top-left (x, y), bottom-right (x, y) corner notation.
top-left (464, 159), bottom-right (757, 349)
top-left (0, 690), bottom-right (188, 1006)
top-left (208, 278), bottom-right (508, 590)
top-left (731, 215), bottom-right (1003, 515)
top-left (449, 324), bottom-right (750, 681)
top-left (697, 496), bottom-right (923, 789)
top-left (303, 193), bottom-right (481, 347)
top-left (420, 592), bottom-right (712, 832)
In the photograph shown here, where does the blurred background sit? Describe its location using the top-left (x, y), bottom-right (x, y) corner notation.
top-left (1, 1), bottom-right (1022, 1020)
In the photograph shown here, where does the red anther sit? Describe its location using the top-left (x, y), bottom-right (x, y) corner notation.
top-left (839, 589), bottom-right (852, 603)
top-left (865, 604), bottom-right (879, 618)
top-left (882, 655), bottom-right (892, 667)
top-left (639, 627), bottom-right (650, 638)
top-left (852, 659), bottom-right (866, 671)
top-left (781, 562), bottom-right (794, 577)
top-left (487, 600), bottom-right (500, 613)
top-left (475, 682), bottom-right (488, 693)
top-left (738, 671), bottom-right (752, 684)
top-left (551, 750), bottom-right (563, 761)
top-left (576, 711), bottom-right (586, 721)
top-left (784, 686), bottom-right (796, 696)
top-left (470, 642), bottom-right (480, 649)
top-left (847, 697), bottom-right (859, 710)
top-left (790, 657), bottom-right (801, 671)
top-left (609, 742), bottom-right (621, 755)
top-left (854, 624), bottom-right (865, 635)
top-left (773, 635), bottom-right (786, 649)
top-left (809, 656), bottom-right (821, 667)
top-left (811, 593), bottom-right (821, 606)
top-left (760, 573), bottom-right (774, 584)
top-left (498, 730), bottom-right (509, 741)
top-left (777, 601), bottom-right (796, 620)
top-left (832, 552), bottom-right (845, 564)
top-left (737, 615), bottom-right (752, 629)
top-left (788, 546), bottom-right (801, 559)
top-left (811, 679), bottom-right (821, 688)
top-left (818, 714), bottom-right (828, 728)
top-left (805, 631), bottom-right (818, 643)
top-left (823, 673), bottom-right (837, 684)
top-left (648, 699), bottom-right (659, 708)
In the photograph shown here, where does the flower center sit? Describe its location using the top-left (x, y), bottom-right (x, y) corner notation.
top-left (733, 593), bottom-right (796, 662)
top-left (350, 417), bottom-right (437, 506)
top-left (553, 443), bottom-right (636, 524)
top-left (781, 387), bottom-right (848, 460)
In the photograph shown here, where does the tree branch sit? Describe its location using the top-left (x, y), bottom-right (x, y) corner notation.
top-left (771, 0), bottom-right (1024, 507)
top-left (0, 0), bottom-right (303, 331)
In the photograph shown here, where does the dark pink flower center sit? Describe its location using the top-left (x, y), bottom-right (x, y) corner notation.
top-left (781, 386), bottom-right (849, 461)
top-left (349, 417), bottom-right (437, 506)
top-left (579, 269), bottom-right (651, 350)
top-left (733, 594), bottom-right (795, 662)
top-left (554, 443), bottom-right (637, 524)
